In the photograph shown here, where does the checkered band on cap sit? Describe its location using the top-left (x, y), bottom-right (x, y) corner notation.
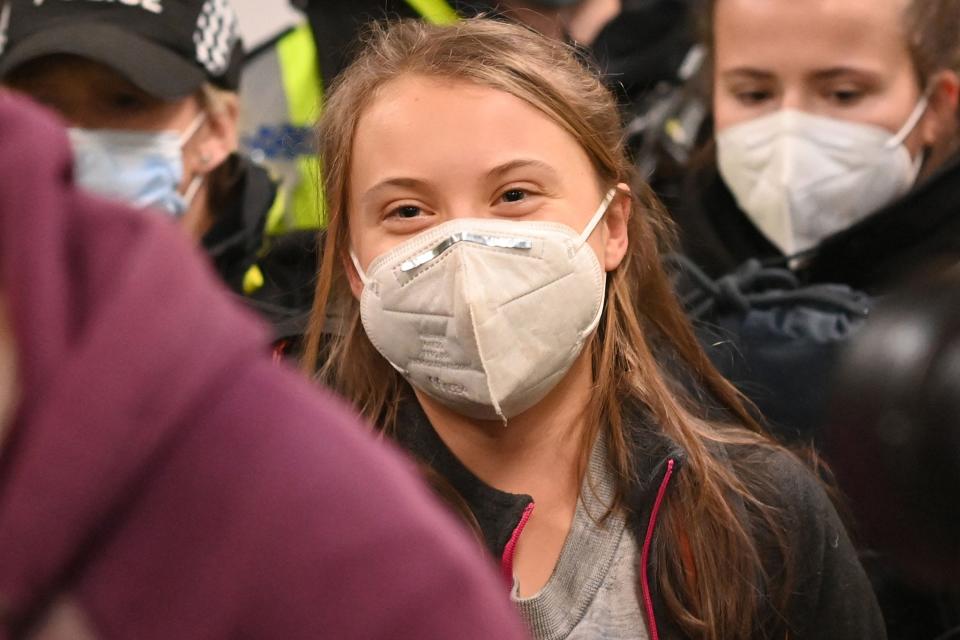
top-left (193, 0), bottom-right (238, 77)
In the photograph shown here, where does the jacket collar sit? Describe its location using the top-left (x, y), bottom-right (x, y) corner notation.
top-left (691, 146), bottom-right (960, 291)
top-left (804, 149), bottom-right (960, 292)
top-left (392, 399), bottom-right (533, 559)
top-left (200, 155), bottom-right (319, 341)
top-left (391, 396), bottom-right (684, 559)
top-left (621, 404), bottom-right (686, 525)
top-left (201, 154), bottom-right (276, 295)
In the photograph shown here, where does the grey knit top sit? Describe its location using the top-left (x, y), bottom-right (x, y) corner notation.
top-left (511, 438), bottom-right (650, 640)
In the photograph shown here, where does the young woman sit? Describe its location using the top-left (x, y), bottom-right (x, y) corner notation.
top-left (675, 0), bottom-right (960, 287)
top-left (303, 18), bottom-right (885, 640)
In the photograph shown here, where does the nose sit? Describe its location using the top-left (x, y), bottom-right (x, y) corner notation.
top-left (443, 198), bottom-right (491, 221)
top-left (780, 87), bottom-right (813, 113)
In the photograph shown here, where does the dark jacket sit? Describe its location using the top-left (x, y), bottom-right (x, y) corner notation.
top-left (202, 153), bottom-right (276, 295)
top-left (391, 397), bottom-right (886, 639)
top-left (0, 95), bottom-right (529, 640)
top-left (202, 153), bottom-right (318, 344)
top-left (675, 152), bottom-right (960, 292)
top-left (673, 153), bottom-right (960, 640)
top-left (591, 0), bottom-right (694, 107)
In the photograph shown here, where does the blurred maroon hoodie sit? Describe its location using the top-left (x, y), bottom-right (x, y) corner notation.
top-left (0, 94), bottom-right (528, 640)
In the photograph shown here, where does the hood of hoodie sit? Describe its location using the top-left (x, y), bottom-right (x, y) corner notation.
top-left (0, 93), bottom-right (271, 618)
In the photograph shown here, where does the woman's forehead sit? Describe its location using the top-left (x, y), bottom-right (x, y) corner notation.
top-left (714, 0), bottom-right (912, 75)
top-left (349, 75), bottom-right (594, 188)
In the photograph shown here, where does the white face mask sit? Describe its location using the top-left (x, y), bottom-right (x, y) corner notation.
top-left (68, 113), bottom-right (207, 218)
top-left (716, 97), bottom-right (929, 255)
top-left (352, 189), bottom-right (617, 422)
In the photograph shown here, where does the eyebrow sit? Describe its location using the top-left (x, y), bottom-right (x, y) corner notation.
top-left (809, 67), bottom-right (882, 82)
top-left (361, 176), bottom-right (432, 203)
top-left (485, 158), bottom-right (561, 181)
top-left (721, 66), bottom-right (880, 82)
top-left (362, 158), bottom-right (561, 202)
top-left (719, 67), bottom-right (776, 81)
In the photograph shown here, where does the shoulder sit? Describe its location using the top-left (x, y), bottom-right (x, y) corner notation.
top-left (739, 446), bottom-right (831, 514)
top-left (87, 362), bottom-right (526, 639)
top-left (731, 445), bottom-right (853, 572)
top-left (228, 369), bottom-right (528, 638)
top-left (728, 444), bottom-right (887, 639)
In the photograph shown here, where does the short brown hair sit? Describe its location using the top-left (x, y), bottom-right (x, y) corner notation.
top-left (904, 0), bottom-right (960, 83)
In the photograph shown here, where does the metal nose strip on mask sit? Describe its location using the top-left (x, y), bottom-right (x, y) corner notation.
top-left (399, 232), bottom-right (534, 273)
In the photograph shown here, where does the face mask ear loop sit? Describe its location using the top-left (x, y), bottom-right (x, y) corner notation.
top-left (349, 250), bottom-right (372, 287)
top-left (577, 187), bottom-right (619, 246)
top-left (887, 92), bottom-right (931, 149)
top-left (181, 173), bottom-right (205, 209)
top-left (179, 112), bottom-right (208, 147)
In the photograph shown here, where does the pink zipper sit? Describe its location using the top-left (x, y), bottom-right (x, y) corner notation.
top-left (500, 502), bottom-right (535, 584)
top-left (640, 459), bottom-right (676, 640)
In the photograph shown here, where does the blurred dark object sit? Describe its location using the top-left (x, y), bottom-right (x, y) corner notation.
top-left (593, 0), bottom-right (696, 105)
top-left (610, 0), bottom-right (707, 211)
top-left (826, 280), bottom-right (960, 639)
top-left (827, 280), bottom-right (960, 586)
top-left (624, 44), bottom-right (709, 208)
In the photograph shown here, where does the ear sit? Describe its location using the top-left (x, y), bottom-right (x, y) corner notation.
top-left (603, 183), bottom-right (631, 272)
top-left (342, 249), bottom-right (364, 300)
top-left (193, 94), bottom-right (240, 174)
top-left (920, 70), bottom-right (960, 149)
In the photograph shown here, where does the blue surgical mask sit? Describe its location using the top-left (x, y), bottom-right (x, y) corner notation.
top-left (68, 114), bottom-right (207, 218)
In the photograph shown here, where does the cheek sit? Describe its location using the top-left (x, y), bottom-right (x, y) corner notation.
top-left (712, 79), bottom-right (778, 131)
top-left (345, 211), bottom-right (400, 277)
top-left (712, 92), bottom-right (741, 132)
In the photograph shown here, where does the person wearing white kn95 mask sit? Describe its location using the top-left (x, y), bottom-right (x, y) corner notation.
top-left (667, 3), bottom-right (960, 638)
top-left (674, 0), bottom-right (960, 293)
top-left (350, 188), bottom-right (615, 423)
top-left (301, 18), bottom-right (883, 640)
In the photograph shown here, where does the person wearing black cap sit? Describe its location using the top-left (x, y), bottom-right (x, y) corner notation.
top-left (0, 0), bottom-right (315, 348)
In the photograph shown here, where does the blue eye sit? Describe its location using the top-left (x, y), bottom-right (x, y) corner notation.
top-left (501, 189), bottom-right (527, 203)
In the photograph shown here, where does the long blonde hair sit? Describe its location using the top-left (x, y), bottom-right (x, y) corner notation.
top-left (303, 18), bottom-right (795, 639)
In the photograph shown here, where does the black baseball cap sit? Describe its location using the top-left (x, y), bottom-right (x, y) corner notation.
top-left (0, 0), bottom-right (244, 99)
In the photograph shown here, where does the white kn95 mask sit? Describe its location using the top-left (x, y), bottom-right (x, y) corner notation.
top-left (352, 188), bottom-right (617, 422)
top-left (717, 97), bottom-right (929, 256)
